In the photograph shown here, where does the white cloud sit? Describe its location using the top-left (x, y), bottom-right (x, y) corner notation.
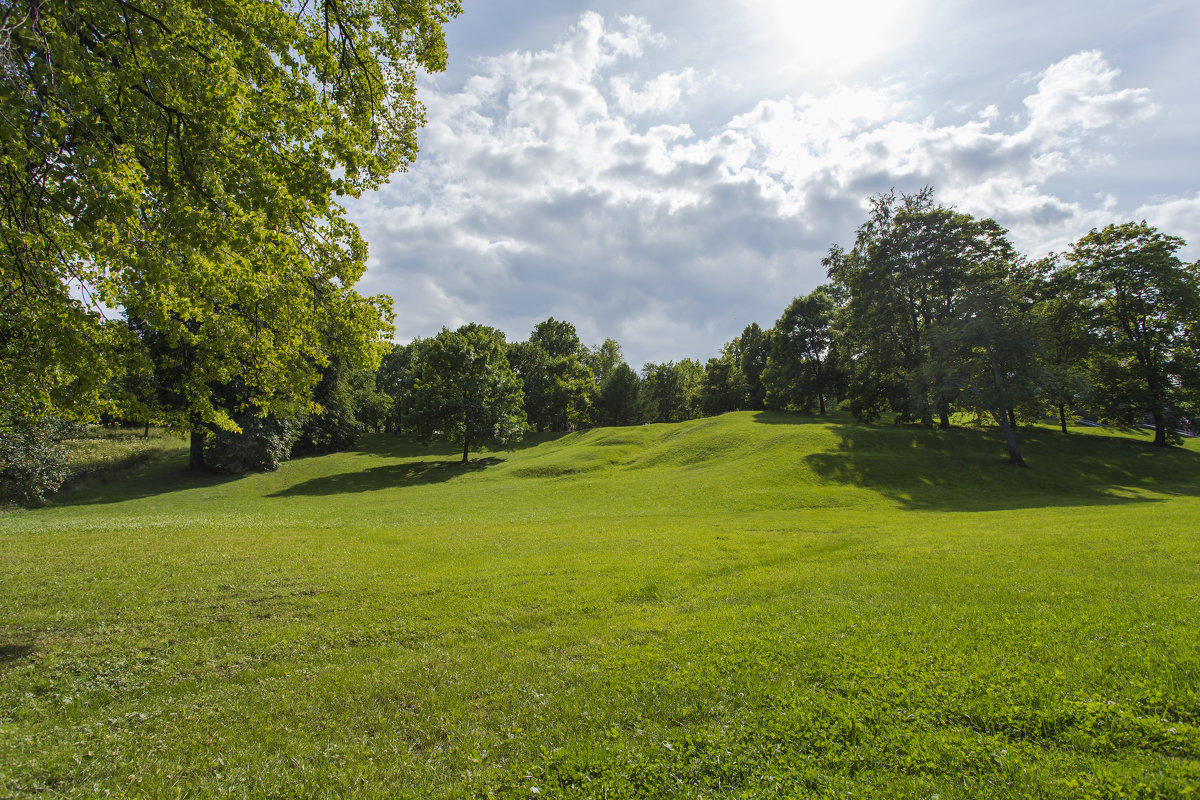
top-left (349, 14), bottom-right (1189, 365)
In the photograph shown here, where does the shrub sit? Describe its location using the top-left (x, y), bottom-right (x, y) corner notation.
top-left (0, 419), bottom-right (77, 505)
top-left (203, 414), bottom-right (299, 474)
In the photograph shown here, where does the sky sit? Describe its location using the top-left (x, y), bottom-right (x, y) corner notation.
top-left (345, 0), bottom-right (1200, 368)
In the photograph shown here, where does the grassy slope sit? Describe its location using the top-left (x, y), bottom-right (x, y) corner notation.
top-left (1, 412), bottom-right (1198, 798)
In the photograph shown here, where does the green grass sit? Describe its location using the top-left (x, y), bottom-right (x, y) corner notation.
top-left (1, 412), bottom-right (1198, 798)
top-left (61, 426), bottom-right (186, 486)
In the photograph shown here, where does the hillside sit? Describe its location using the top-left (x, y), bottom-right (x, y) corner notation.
top-left (1, 412), bottom-right (1198, 798)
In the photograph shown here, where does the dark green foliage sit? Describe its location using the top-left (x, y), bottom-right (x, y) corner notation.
top-left (0, 418), bottom-right (74, 505)
top-left (292, 359), bottom-right (361, 456)
top-left (596, 362), bottom-right (643, 426)
top-left (509, 319), bottom-right (595, 431)
top-left (701, 353), bottom-right (748, 415)
top-left (641, 360), bottom-right (704, 423)
top-left (376, 339), bottom-right (429, 432)
top-left (203, 413), bottom-right (299, 474)
top-left (1066, 221), bottom-right (1200, 447)
top-left (763, 287), bottom-right (838, 414)
top-left (737, 323), bottom-right (771, 410)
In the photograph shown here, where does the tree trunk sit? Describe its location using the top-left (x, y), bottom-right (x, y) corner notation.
top-left (1058, 404), bottom-right (1068, 434)
top-left (983, 340), bottom-right (1026, 467)
top-left (994, 410), bottom-right (1027, 467)
top-left (1152, 411), bottom-right (1167, 447)
top-left (144, 421), bottom-right (150, 437)
top-left (938, 408), bottom-right (950, 429)
top-left (188, 430), bottom-right (206, 470)
top-left (817, 391), bottom-right (825, 415)
top-left (462, 438), bottom-right (470, 464)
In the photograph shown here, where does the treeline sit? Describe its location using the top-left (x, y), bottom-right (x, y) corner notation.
top-left (377, 190), bottom-right (1198, 467)
top-left (5, 189), bottom-right (1198, 502)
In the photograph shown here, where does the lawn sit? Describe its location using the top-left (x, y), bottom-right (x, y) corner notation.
top-left (1, 412), bottom-right (1197, 798)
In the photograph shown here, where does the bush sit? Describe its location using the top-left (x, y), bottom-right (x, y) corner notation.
top-left (203, 414), bottom-right (299, 474)
top-left (0, 419), bottom-right (77, 505)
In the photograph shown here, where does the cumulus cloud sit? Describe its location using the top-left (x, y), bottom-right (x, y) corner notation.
top-left (348, 14), bottom-right (1183, 365)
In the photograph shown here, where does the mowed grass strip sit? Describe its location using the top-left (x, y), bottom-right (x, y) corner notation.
top-left (1, 412), bottom-right (1198, 798)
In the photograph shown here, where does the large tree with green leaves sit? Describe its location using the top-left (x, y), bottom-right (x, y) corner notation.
top-left (1, 0), bottom-right (458, 432)
top-left (1066, 222), bottom-right (1200, 447)
top-left (407, 324), bottom-right (525, 463)
top-left (827, 189), bottom-right (1012, 427)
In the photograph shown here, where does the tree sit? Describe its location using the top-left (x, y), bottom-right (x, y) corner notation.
top-left (585, 339), bottom-right (624, 385)
top-left (510, 319), bottom-right (595, 431)
top-left (929, 240), bottom-right (1041, 466)
top-left (1029, 256), bottom-right (1095, 434)
top-left (291, 357), bottom-right (361, 456)
top-left (737, 323), bottom-right (771, 410)
top-left (1, 0), bottom-right (457, 430)
top-left (701, 347), bottom-right (748, 415)
top-left (596, 362), bottom-right (642, 426)
top-left (827, 189), bottom-right (1007, 427)
top-left (1066, 222), bottom-right (1200, 446)
top-left (763, 287), bottom-right (837, 414)
top-left (376, 339), bottom-right (429, 433)
top-left (641, 360), bottom-right (704, 423)
top-left (408, 324), bottom-right (526, 463)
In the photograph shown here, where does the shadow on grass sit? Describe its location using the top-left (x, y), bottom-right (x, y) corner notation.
top-left (0, 643), bottom-right (35, 672)
top-left (754, 411), bottom-right (1200, 511)
top-left (269, 457), bottom-right (502, 498)
top-left (50, 451), bottom-right (244, 507)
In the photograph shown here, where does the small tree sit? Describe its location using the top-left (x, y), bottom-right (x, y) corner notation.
top-left (408, 325), bottom-right (526, 463)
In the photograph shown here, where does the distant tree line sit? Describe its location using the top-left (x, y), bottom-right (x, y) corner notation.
top-left (372, 185), bottom-right (1200, 468)
top-left (6, 187), bottom-right (1199, 501)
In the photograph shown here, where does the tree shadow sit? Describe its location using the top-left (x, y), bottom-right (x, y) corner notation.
top-left (0, 642), bottom-right (35, 672)
top-left (269, 457), bottom-right (502, 498)
top-left (754, 412), bottom-right (1200, 511)
top-left (50, 451), bottom-right (243, 507)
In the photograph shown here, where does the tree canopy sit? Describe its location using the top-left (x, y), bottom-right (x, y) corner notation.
top-left (1, 0), bottom-right (459, 432)
top-left (1066, 222), bottom-right (1200, 446)
top-left (407, 324), bottom-right (526, 463)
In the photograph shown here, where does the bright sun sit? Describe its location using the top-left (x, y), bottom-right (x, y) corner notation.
top-left (747, 0), bottom-right (920, 76)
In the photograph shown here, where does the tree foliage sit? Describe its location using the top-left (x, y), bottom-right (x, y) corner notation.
top-left (509, 318), bottom-right (594, 431)
top-left (1, 0), bottom-right (458, 429)
top-left (763, 287), bottom-right (838, 414)
top-left (408, 324), bottom-right (525, 463)
top-left (1065, 222), bottom-right (1200, 446)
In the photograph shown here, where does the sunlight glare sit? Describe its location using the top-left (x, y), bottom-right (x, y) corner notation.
top-left (745, 0), bottom-right (920, 76)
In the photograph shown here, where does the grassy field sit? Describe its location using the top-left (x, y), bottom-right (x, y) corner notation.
top-left (1, 412), bottom-right (1198, 798)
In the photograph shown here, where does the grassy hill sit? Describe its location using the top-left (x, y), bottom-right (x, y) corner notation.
top-left (1, 412), bottom-right (1198, 798)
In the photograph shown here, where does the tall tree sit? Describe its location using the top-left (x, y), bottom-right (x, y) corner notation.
top-left (512, 318), bottom-right (595, 431)
top-left (929, 239), bottom-right (1041, 466)
top-left (1, 0), bottom-right (457, 430)
top-left (737, 323), bottom-right (771, 411)
top-left (376, 339), bottom-right (429, 433)
top-left (1066, 222), bottom-right (1200, 447)
top-left (408, 324), bottom-right (525, 463)
top-left (827, 189), bottom-right (1004, 427)
top-left (763, 286), bottom-right (837, 414)
top-left (641, 360), bottom-right (704, 423)
top-left (585, 339), bottom-right (624, 386)
top-left (1029, 256), bottom-right (1095, 434)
